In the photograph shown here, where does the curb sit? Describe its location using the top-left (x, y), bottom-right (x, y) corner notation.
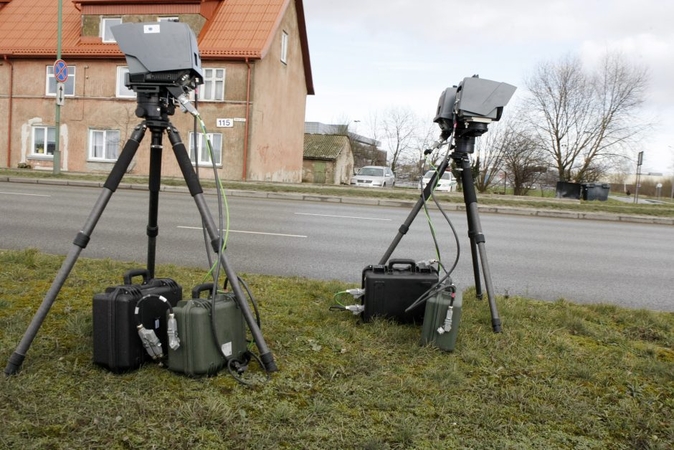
top-left (2, 176), bottom-right (672, 226)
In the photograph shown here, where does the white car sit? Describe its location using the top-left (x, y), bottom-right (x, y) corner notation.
top-left (421, 170), bottom-right (457, 192)
top-left (350, 166), bottom-right (396, 188)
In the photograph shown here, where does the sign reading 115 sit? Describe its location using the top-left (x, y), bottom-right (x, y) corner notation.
top-left (216, 118), bottom-right (234, 128)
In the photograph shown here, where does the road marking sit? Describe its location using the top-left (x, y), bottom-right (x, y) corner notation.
top-left (294, 212), bottom-right (390, 221)
top-left (178, 226), bottom-right (307, 238)
top-left (0, 191), bottom-right (51, 197)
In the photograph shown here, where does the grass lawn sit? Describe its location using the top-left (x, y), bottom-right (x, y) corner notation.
top-left (1, 249), bottom-right (672, 449)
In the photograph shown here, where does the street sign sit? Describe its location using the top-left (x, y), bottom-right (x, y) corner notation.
top-left (54, 59), bottom-right (68, 83)
top-left (56, 83), bottom-right (65, 106)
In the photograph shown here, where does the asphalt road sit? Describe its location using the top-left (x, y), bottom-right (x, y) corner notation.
top-left (1, 182), bottom-right (672, 312)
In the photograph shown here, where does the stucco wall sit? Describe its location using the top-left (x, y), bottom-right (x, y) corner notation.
top-left (247, 0), bottom-right (307, 182)
top-left (0, 58), bottom-right (269, 181)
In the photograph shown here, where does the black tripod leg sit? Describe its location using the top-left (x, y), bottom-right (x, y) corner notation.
top-left (166, 126), bottom-right (278, 372)
top-left (457, 155), bottom-right (502, 333)
top-left (458, 158), bottom-right (483, 300)
top-left (379, 156), bottom-right (452, 265)
top-left (4, 125), bottom-right (147, 375)
top-left (146, 130), bottom-right (163, 278)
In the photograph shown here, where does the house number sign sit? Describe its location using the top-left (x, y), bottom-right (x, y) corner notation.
top-left (216, 118), bottom-right (234, 128)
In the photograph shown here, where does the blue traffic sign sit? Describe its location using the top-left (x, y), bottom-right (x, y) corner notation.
top-left (54, 59), bottom-right (68, 83)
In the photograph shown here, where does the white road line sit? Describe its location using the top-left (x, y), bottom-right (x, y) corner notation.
top-left (178, 226), bottom-right (307, 238)
top-left (294, 212), bottom-right (390, 221)
top-left (0, 191), bottom-right (51, 197)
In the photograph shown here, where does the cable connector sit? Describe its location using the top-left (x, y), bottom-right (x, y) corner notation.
top-left (416, 259), bottom-right (438, 270)
top-left (437, 306), bottom-right (454, 335)
top-left (137, 325), bottom-right (163, 359)
top-left (345, 304), bottom-right (365, 315)
top-left (167, 313), bottom-right (180, 351)
top-left (345, 288), bottom-right (365, 299)
top-left (175, 93), bottom-right (199, 117)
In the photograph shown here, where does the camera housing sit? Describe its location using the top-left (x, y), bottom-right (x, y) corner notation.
top-left (433, 76), bottom-right (516, 150)
top-left (112, 22), bottom-right (203, 95)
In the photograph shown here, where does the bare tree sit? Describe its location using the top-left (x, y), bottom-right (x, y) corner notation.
top-left (472, 121), bottom-right (510, 192)
top-left (379, 106), bottom-right (418, 173)
top-left (523, 52), bottom-right (649, 182)
top-left (501, 126), bottom-right (548, 195)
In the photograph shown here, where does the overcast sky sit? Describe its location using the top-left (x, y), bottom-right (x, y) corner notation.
top-left (303, 0), bottom-right (674, 175)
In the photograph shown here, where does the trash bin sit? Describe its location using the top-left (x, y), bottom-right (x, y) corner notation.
top-left (581, 183), bottom-right (596, 201)
top-left (556, 181), bottom-right (582, 199)
top-left (581, 183), bottom-right (611, 201)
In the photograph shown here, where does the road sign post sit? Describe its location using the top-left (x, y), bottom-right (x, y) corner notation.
top-left (53, 59), bottom-right (67, 175)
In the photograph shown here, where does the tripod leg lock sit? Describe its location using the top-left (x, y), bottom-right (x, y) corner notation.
top-left (469, 232), bottom-right (486, 244)
top-left (73, 232), bottom-right (90, 249)
top-left (146, 225), bottom-right (159, 238)
top-left (398, 224), bottom-right (410, 235)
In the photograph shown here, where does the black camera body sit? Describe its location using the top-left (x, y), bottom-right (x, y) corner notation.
top-left (433, 76), bottom-right (516, 148)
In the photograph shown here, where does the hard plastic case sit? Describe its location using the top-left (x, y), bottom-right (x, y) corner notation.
top-left (92, 269), bottom-right (182, 372)
top-left (420, 285), bottom-right (462, 351)
top-left (361, 259), bottom-right (439, 323)
top-left (168, 283), bottom-right (247, 377)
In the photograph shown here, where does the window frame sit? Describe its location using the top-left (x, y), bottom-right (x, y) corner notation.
top-left (88, 129), bottom-right (121, 162)
top-left (115, 66), bottom-right (135, 98)
top-left (46, 66), bottom-right (76, 97)
top-left (199, 68), bottom-right (226, 102)
top-left (101, 17), bottom-right (122, 43)
top-left (31, 125), bottom-right (56, 157)
top-left (188, 132), bottom-right (223, 167)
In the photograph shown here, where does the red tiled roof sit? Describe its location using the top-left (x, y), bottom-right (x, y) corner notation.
top-left (0, 0), bottom-right (313, 93)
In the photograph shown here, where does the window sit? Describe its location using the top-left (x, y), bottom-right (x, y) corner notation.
top-left (46, 66), bottom-right (75, 96)
top-left (158, 17), bottom-right (179, 22)
top-left (89, 129), bottom-right (120, 161)
top-left (101, 18), bottom-right (122, 43)
top-left (200, 68), bottom-right (225, 101)
top-left (116, 66), bottom-right (135, 98)
top-left (281, 31), bottom-right (289, 64)
top-left (31, 126), bottom-right (56, 156)
top-left (188, 132), bottom-right (222, 167)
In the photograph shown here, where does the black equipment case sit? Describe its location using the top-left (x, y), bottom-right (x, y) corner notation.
top-left (168, 283), bottom-right (248, 377)
top-left (361, 259), bottom-right (439, 323)
top-left (92, 269), bottom-right (182, 372)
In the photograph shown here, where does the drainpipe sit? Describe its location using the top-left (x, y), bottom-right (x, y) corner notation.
top-left (243, 57), bottom-right (251, 181)
top-left (4, 55), bottom-right (13, 168)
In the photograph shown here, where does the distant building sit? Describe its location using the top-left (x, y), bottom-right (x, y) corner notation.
top-left (0, 0), bottom-right (314, 182)
top-left (302, 134), bottom-right (353, 185)
top-left (304, 122), bottom-right (386, 175)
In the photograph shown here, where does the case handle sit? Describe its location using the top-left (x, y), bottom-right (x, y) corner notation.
top-left (387, 259), bottom-right (416, 271)
top-left (123, 268), bottom-right (149, 285)
top-left (191, 283), bottom-right (217, 299)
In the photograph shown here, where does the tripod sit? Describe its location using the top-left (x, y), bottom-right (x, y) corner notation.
top-left (5, 92), bottom-right (278, 375)
top-left (379, 133), bottom-right (502, 333)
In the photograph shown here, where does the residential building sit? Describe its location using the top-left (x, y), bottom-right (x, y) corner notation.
top-left (0, 0), bottom-right (313, 182)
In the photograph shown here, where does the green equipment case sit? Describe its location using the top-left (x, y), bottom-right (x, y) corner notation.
top-left (420, 285), bottom-right (462, 352)
top-left (168, 283), bottom-right (247, 376)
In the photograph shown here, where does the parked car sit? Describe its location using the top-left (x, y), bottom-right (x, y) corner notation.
top-left (421, 170), bottom-right (457, 192)
top-left (350, 166), bottom-right (396, 188)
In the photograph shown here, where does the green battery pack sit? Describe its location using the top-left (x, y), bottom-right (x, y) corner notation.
top-left (168, 284), bottom-right (247, 376)
top-left (420, 285), bottom-right (462, 352)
